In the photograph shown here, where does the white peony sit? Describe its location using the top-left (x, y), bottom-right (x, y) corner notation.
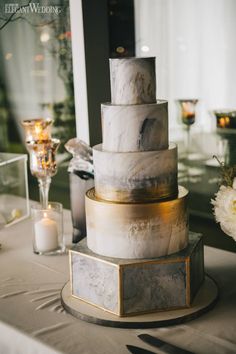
top-left (211, 183), bottom-right (236, 241)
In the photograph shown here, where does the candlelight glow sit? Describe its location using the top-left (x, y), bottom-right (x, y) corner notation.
top-left (35, 124), bottom-right (41, 133)
top-left (177, 99), bottom-right (198, 126)
top-left (21, 118), bottom-right (53, 142)
top-left (218, 117), bottom-right (230, 128)
top-left (40, 32), bottom-right (50, 43)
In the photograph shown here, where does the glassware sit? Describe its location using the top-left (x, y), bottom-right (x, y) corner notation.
top-left (31, 202), bottom-right (65, 255)
top-left (21, 118), bottom-right (60, 210)
top-left (26, 139), bottom-right (60, 209)
top-left (69, 172), bottom-right (94, 243)
top-left (177, 99), bottom-right (198, 159)
top-left (65, 138), bottom-right (94, 244)
top-left (0, 153), bottom-right (29, 227)
top-left (212, 110), bottom-right (236, 165)
top-left (21, 118), bottom-right (53, 142)
top-left (213, 110), bottom-right (236, 130)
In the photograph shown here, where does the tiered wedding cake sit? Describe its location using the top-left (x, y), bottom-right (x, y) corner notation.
top-left (69, 57), bottom-right (204, 317)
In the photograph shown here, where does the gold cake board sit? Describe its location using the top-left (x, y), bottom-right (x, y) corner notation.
top-left (61, 275), bottom-right (218, 329)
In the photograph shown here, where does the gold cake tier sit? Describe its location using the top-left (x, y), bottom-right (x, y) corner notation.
top-left (85, 186), bottom-right (189, 259)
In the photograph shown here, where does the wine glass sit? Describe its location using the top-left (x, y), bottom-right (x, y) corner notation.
top-left (176, 99), bottom-right (198, 160)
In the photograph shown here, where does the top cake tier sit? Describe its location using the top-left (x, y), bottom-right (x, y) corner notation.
top-left (110, 57), bottom-right (156, 105)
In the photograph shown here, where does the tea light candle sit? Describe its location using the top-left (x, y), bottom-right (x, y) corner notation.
top-left (34, 213), bottom-right (58, 252)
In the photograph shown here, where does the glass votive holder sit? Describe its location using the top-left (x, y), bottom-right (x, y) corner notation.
top-left (31, 202), bottom-right (65, 255)
top-left (21, 118), bottom-right (53, 142)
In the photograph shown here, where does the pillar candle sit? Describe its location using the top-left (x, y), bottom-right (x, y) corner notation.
top-left (34, 213), bottom-right (58, 252)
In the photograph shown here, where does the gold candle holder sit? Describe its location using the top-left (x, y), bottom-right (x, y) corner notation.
top-left (21, 118), bottom-right (53, 142)
top-left (26, 139), bottom-right (60, 209)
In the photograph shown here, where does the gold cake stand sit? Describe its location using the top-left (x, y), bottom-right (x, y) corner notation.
top-left (61, 274), bottom-right (218, 329)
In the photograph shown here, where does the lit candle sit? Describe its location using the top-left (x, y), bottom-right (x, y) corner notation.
top-left (21, 118), bottom-right (53, 142)
top-left (218, 116), bottom-right (230, 128)
top-left (34, 212), bottom-right (58, 252)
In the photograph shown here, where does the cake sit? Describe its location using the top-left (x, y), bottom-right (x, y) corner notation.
top-left (69, 57), bottom-right (204, 316)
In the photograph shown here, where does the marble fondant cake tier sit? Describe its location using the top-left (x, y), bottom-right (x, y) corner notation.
top-left (70, 233), bottom-right (204, 316)
top-left (85, 186), bottom-right (189, 259)
top-left (93, 143), bottom-right (178, 202)
top-left (109, 57), bottom-right (156, 105)
top-left (102, 100), bottom-right (168, 152)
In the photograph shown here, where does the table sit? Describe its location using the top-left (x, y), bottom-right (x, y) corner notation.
top-left (177, 132), bottom-right (236, 253)
top-left (0, 209), bottom-right (236, 354)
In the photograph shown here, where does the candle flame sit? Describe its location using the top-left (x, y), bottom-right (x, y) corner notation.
top-left (218, 116), bottom-right (230, 128)
top-left (35, 124), bottom-right (42, 135)
top-left (43, 212), bottom-right (47, 218)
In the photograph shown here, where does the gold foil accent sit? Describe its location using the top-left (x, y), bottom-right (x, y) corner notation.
top-left (85, 186), bottom-right (189, 259)
top-left (95, 184), bottom-right (178, 203)
top-left (118, 266), bottom-right (123, 316)
top-left (86, 186), bottom-right (188, 205)
top-left (93, 142), bottom-right (178, 203)
top-left (185, 257), bottom-right (191, 307)
top-left (69, 250), bottom-right (73, 296)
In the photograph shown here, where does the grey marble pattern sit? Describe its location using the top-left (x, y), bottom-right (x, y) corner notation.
top-left (102, 100), bottom-right (168, 152)
top-left (93, 143), bottom-right (178, 202)
top-left (122, 262), bottom-right (186, 313)
top-left (86, 186), bottom-right (189, 259)
top-left (109, 57), bottom-right (156, 105)
top-left (71, 253), bottom-right (118, 313)
top-left (70, 234), bottom-right (204, 315)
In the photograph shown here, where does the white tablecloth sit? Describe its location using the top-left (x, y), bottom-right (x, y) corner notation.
top-left (0, 209), bottom-right (236, 354)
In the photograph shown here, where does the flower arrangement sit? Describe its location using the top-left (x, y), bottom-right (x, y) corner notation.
top-left (211, 156), bottom-right (236, 241)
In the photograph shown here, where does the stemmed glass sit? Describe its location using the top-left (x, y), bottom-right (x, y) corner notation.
top-left (21, 118), bottom-right (60, 209)
top-left (177, 99), bottom-right (198, 160)
top-left (26, 139), bottom-right (60, 209)
top-left (212, 110), bottom-right (236, 166)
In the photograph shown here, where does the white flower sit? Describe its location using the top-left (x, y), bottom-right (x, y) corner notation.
top-left (211, 185), bottom-right (236, 241)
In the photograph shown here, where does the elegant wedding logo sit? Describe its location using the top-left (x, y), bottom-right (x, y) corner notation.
top-left (5, 2), bottom-right (62, 15)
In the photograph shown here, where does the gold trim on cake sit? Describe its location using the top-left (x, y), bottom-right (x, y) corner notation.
top-left (93, 143), bottom-right (178, 203)
top-left (85, 186), bottom-right (189, 259)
